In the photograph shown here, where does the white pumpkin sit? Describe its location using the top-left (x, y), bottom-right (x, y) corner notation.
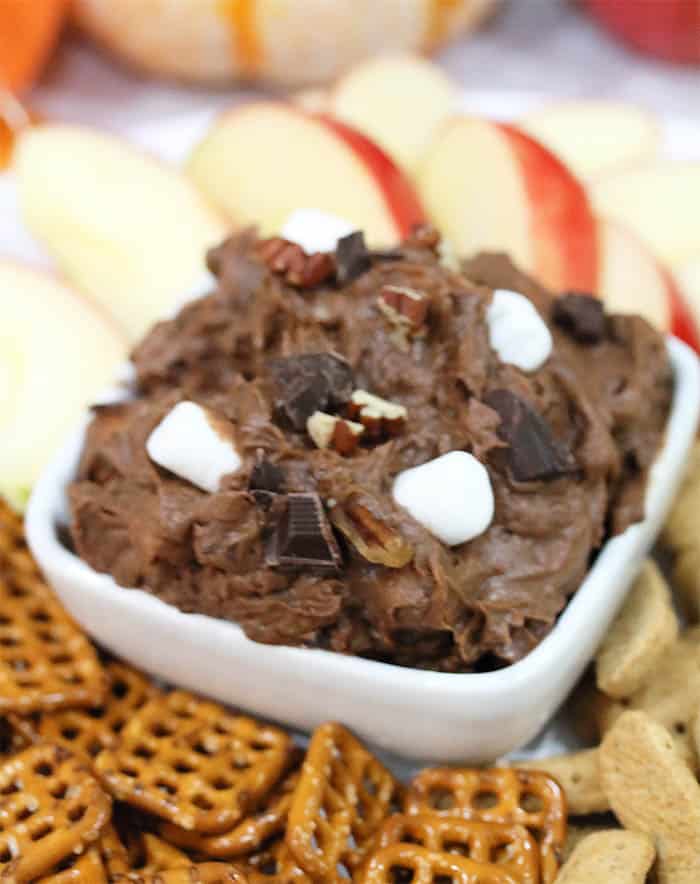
top-left (73, 0), bottom-right (498, 86)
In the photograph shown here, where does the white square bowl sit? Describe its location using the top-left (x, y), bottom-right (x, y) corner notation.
top-left (26, 338), bottom-right (700, 763)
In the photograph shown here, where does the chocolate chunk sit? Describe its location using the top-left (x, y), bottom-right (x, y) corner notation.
top-left (552, 292), bottom-right (606, 344)
top-left (269, 353), bottom-right (354, 431)
top-left (370, 247), bottom-right (404, 262)
top-left (484, 389), bottom-right (576, 482)
top-left (266, 493), bottom-right (342, 571)
top-left (336, 231), bottom-right (371, 285)
top-left (249, 455), bottom-right (284, 493)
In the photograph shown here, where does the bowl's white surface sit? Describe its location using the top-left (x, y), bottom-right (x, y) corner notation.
top-left (26, 339), bottom-right (700, 762)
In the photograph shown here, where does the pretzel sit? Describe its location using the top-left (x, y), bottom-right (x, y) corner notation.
top-left (286, 722), bottom-right (401, 879)
top-left (360, 844), bottom-right (518, 883)
top-left (0, 743), bottom-right (112, 881)
top-left (25, 661), bottom-right (159, 761)
top-left (140, 832), bottom-right (192, 872)
top-left (98, 824), bottom-right (194, 876)
top-left (161, 769), bottom-right (300, 859)
top-left (97, 823), bottom-right (133, 878)
top-left (0, 502), bottom-right (106, 713)
top-left (372, 814), bottom-right (539, 884)
top-left (0, 714), bottom-right (31, 755)
top-left (95, 690), bottom-right (292, 833)
top-left (245, 837), bottom-right (311, 883)
top-left (111, 865), bottom-right (248, 884)
top-left (37, 847), bottom-right (108, 883)
top-left (404, 767), bottom-right (567, 884)
top-left (0, 499), bottom-right (36, 578)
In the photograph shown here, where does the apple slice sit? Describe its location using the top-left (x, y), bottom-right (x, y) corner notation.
top-left (592, 163), bottom-right (700, 266)
top-left (521, 101), bottom-right (660, 180)
top-left (0, 261), bottom-right (127, 512)
top-left (187, 102), bottom-right (425, 248)
top-left (676, 256), bottom-right (700, 327)
top-left (597, 218), bottom-right (699, 350)
top-left (417, 116), bottom-right (599, 291)
top-left (584, 0), bottom-right (700, 64)
top-left (329, 54), bottom-right (459, 172)
top-left (15, 124), bottom-right (227, 343)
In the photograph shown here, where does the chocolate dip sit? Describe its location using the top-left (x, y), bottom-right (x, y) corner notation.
top-left (69, 227), bottom-right (672, 671)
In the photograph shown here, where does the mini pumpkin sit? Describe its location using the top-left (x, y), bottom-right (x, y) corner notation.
top-left (0, 0), bottom-right (68, 91)
top-left (72, 0), bottom-right (498, 86)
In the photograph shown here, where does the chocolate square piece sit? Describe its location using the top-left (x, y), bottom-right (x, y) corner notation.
top-left (552, 292), bottom-right (606, 344)
top-left (269, 353), bottom-right (354, 430)
top-left (484, 389), bottom-right (576, 482)
top-left (267, 493), bottom-right (342, 571)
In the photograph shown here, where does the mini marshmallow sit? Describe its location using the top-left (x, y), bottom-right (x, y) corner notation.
top-left (281, 208), bottom-right (357, 254)
top-left (146, 401), bottom-right (241, 493)
top-left (486, 288), bottom-right (552, 372)
top-left (392, 451), bottom-right (494, 546)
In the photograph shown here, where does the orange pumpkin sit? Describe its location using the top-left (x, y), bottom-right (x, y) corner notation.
top-left (0, 0), bottom-right (68, 92)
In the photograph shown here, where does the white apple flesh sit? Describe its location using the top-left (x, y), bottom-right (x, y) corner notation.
top-left (0, 262), bottom-right (127, 511)
top-left (187, 103), bottom-right (426, 248)
top-left (592, 162), bottom-right (700, 266)
top-left (329, 54), bottom-right (459, 173)
top-left (15, 124), bottom-right (227, 344)
top-left (521, 100), bottom-right (660, 180)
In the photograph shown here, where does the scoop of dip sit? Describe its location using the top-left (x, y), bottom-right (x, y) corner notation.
top-left (69, 225), bottom-right (672, 671)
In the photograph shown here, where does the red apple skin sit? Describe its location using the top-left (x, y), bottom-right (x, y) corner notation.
top-left (500, 123), bottom-right (599, 292)
top-left (315, 114), bottom-right (426, 237)
top-left (585, 0), bottom-right (700, 64)
top-left (664, 266), bottom-right (700, 350)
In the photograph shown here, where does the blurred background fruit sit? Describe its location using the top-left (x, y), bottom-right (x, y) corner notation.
top-left (585, 0), bottom-right (700, 64)
top-left (0, 0), bottom-right (68, 92)
top-left (71, 0), bottom-right (499, 86)
top-left (0, 260), bottom-right (126, 512)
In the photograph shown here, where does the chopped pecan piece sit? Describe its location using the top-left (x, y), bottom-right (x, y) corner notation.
top-left (330, 500), bottom-right (413, 568)
top-left (307, 411), bottom-right (365, 455)
top-left (378, 285), bottom-right (430, 331)
top-left (256, 237), bottom-right (335, 288)
top-left (409, 223), bottom-right (441, 251)
top-left (347, 390), bottom-right (407, 439)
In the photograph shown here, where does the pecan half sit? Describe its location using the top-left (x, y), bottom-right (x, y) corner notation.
top-left (307, 411), bottom-right (365, 456)
top-left (256, 237), bottom-right (335, 288)
top-left (330, 500), bottom-right (413, 568)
